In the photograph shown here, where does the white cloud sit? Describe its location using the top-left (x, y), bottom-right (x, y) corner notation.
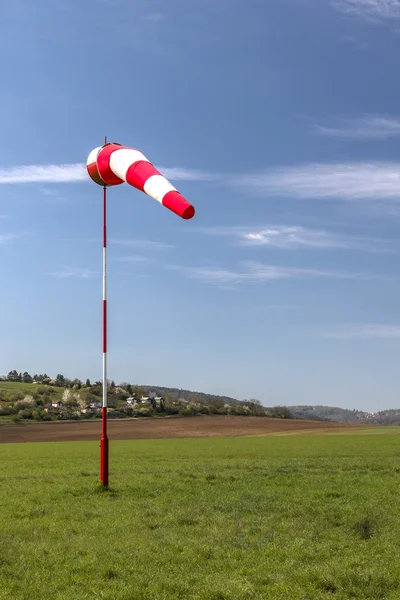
top-left (332, 0), bottom-right (400, 22)
top-left (157, 167), bottom-right (216, 182)
top-left (316, 115), bottom-right (400, 139)
top-left (0, 163), bottom-right (87, 184)
top-left (169, 261), bottom-right (366, 288)
top-left (0, 163), bottom-right (215, 185)
top-left (323, 324), bottom-right (400, 339)
top-left (47, 267), bottom-right (100, 279)
top-left (202, 224), bottom-right (388, 252)
top-left (238, 162), bottom-right (400, 201)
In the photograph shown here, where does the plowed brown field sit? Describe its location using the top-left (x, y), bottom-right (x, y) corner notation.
top-left (0, 415), bottom-right (365, 443)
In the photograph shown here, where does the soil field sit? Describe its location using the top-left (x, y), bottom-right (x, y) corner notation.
top-left (0, 415), bottom-right (366, 443)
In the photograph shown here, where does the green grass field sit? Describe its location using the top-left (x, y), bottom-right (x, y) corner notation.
top-left (1, 432), bottom-right (400, 599)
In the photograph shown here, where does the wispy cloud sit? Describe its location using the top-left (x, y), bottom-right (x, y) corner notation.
top-left (116, 255), bottom-right (150, 264)
top-left (0, 164), bottom-right (87, 184)
top-left (47, 267), bottom-right (100, 279)
top-left (145, 13), bottom-right (165, 21)
top-left (157, 167), bottom-right (216, 182)
top-left (0, 163), bottom-right (215, 185)
top-left (332, 0), bottom-right (400, 22)
top-left (0, 233), bottom-right (17, 244)
top-left (170, 261), bottom-right (367, 288)
top-left (201, 224), bottom-right (389, 252)
top-left (315, 115), bottom-right (400, 139)
top-left (340, 35), bottom-right (368, 49)
top-left (323, 324), bottom-right (400, 339)
top-left (238, 162), bottom-right (400, 201)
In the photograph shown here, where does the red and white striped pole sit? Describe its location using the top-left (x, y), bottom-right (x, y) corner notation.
top-left (87, 140), bottom-right (195, 487)
top-left (100, 136), bottom-right (109, 487)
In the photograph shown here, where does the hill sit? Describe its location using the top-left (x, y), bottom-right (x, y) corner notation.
top-left (2, 375), bottom-right (400, 425)
top-left (287, 405), bottom-right (400, 426)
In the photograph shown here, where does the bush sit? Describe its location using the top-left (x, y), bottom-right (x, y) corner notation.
top-left (19, 409), bottom-right (34, 420)
top-left (138, 407), bottom-right (153, 417)
top-left (33, 409), bottom-right (45, 421)
top-left (267, 406), bottom-right (293, 419)
top-left (179, 407), bottom-right (197, 417)
top-left (11, 414), bottom-right (21, 424)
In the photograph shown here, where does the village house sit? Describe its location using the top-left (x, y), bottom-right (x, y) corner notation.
top-left (51, 400), bottom-right (63, 409)
top-left (89, 401), bottom-right (102, 410)
top-left (126, 397), bottom-right (138, 405)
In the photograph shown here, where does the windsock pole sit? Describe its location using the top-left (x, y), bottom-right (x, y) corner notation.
top-left (100, 136), bottom-right (109, 487)
top-left (86, 138), bottom-right (196, 487)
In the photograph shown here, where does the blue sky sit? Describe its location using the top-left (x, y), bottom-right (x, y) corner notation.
top-left (2, 0), bottom-right (400, 411)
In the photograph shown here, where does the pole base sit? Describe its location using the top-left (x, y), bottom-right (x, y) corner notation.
top-left (100, 436), bottom-right (109, 487)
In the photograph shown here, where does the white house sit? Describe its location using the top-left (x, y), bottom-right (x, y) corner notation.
top-left (89, 401), bottom-right (102, 409)
top-left (51, 400), bottom-right (63, 408)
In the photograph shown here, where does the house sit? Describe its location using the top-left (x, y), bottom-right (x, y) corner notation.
top-left (89, 401), bottom-right (102, 410)
top-left (51, 400), bottom-right (63, 408)
top-left (148, 396), bottom-right (165, 409)
top-left (126, 397), bottom-right (138, 405)
top-left (172, 398), bottom-right (189, 406)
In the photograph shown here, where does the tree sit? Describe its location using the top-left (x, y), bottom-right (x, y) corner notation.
top-left (85, 379), bottom-right (91, 387)
top-left (55, 374), bottom-right (66, 387)
top-left (267, 406), bottom-right (293, 420)
top-left (71, 379), bottom-right (82, 390)
top-left (22, 372), bottom-right (33, 383)
top-left (7, 370), bottom-right (21, 382)
top-left (23, 395), bottom-right (35, 406)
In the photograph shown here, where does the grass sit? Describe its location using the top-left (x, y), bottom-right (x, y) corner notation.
top-left (1, 432), bottom-right (400, 598)
top-left (0, 381), bottom-right (64, 400)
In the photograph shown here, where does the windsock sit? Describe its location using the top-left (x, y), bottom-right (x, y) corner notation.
top-left (87, 143), bottom-right (195, 220)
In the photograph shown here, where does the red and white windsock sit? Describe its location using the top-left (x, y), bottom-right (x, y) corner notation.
top-left (87, 142), bottom-right (195, 220)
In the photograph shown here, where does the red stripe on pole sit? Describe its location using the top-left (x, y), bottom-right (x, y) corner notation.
top-left (97, 143), bottom-right (125, 186)
top-left (125, 160), bottom-right (161, 192)
top-left (103, 300), bottom-right (107, 353)
top-left (162, 190), bottom-right (195, 220)
top-left (100, 407), bottom-right (109, 486)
